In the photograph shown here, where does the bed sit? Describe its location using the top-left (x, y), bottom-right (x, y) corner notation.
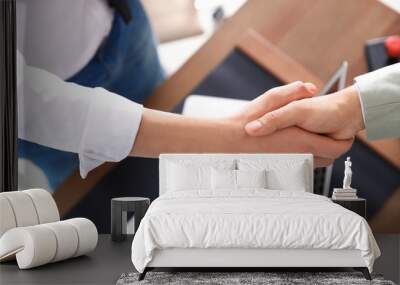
top-left (131, 154), bottom-right (380, 280)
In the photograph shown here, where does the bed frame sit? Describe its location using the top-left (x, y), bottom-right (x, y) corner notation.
top-left (140, 248), bottom-right (371, 280)
top-left (138, 154), bottom-right (371, 281)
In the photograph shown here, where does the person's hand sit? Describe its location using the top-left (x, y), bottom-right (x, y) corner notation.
top-left (132, 82), bottom-right (352, 168)
top-left (244, 85), bottom-right (365, 140)
top-left (226, 81), bottom-right (353, 167)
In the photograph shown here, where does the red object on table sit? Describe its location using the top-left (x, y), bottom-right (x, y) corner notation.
top-left (385, 35), bottom-right (400, 58)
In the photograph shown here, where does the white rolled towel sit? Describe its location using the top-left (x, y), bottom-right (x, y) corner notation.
top-left (0, 196), bottom-right (17, 237)
top-left (23, 189), bottom-right (60, 224)
top-left (65, 218), bottom-right (98, 257)
top-left (0, 218), bottom-right (98, 269)
top-left (0, 191), bottom-right (40, 227)
top-left (42, 221), bottom-right (79, 262)
top-left (0, 225), bottom-right (57, 267)
top-left (0, 189), bottom-right (60, 238)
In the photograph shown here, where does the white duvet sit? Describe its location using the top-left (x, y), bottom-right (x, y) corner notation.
top-left (131, 190), bottom-right (380, 273)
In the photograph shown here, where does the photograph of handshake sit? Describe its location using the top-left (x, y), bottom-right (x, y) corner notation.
top-left (242, 62), bottom-right (400, 152)
top-left (134, 62), bottom-right (399, 170)
top-left (244, 81), bottom-right (364, 141)
top-left (134, 81), bottom-right (355, 168)
top-left (234, 81), bottom-right (358, 167)
top-left (241, 80), bottom-right (362, 166)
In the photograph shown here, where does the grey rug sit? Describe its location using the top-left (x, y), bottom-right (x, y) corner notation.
top-left (117, 272), bottom-right (396, 285)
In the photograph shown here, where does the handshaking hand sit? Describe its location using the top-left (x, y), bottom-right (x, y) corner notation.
top-left (229, 81), bottom-right (353, 167)
top-left (134, 81), bottom-right (352, 168)
top-left (244, 84), bottom-right (365, 140)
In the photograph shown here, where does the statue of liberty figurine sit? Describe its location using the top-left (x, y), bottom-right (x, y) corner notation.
top-left (343, 157), bottom-right (353, 189)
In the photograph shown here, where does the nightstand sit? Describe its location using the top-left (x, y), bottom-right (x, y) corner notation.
top-left (111, 197), bottom-right (150, 242)
top-left (331, 198), bottom-right (366, 218)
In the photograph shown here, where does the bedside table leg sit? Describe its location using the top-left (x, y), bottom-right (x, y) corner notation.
top-left (111, 202), bottom-right (124, 242)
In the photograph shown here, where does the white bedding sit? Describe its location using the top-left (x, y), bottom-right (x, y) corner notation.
top-left (131, 190), bottom-right (380, 273)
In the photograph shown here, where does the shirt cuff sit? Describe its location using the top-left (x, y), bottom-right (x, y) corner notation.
top-left (354, 63), bottom-right (400, 140)
top-left (78, 87), bottom-right (143, 178)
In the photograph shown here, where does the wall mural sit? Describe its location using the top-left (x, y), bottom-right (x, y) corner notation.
top-left (17, 48), bottom-right (400, 233)
top-left (15, 1), bottom-right (400, 234)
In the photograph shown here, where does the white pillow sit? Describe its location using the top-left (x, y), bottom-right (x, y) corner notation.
top-left (238, 159), bottom-right (307, 191)
top-left (236, 169), bottom-right (267, 189)
top-left (167, 163), bottom-right (208, 191)
top-left (166, 160), bottom-right (235, 192)
top-left (267, 167), bottom-right (306, 191)
top-left (211, 169), bottom-right (268, 190)
top-left (211, 168), bottom-right (236, 190)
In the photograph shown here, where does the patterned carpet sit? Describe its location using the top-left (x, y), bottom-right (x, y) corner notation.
top-left (117, 271), bottom-right (396, 285)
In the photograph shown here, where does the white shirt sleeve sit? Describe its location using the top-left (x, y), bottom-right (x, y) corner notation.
top-left (17, 51), bottom-right (143, 178)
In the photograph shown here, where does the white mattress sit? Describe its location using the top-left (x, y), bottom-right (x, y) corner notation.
top-left (131, 190), bottom-right (380, 273)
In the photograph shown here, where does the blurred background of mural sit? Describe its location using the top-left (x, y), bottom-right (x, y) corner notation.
top-left (16, 0), bottom-right (399, 235)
